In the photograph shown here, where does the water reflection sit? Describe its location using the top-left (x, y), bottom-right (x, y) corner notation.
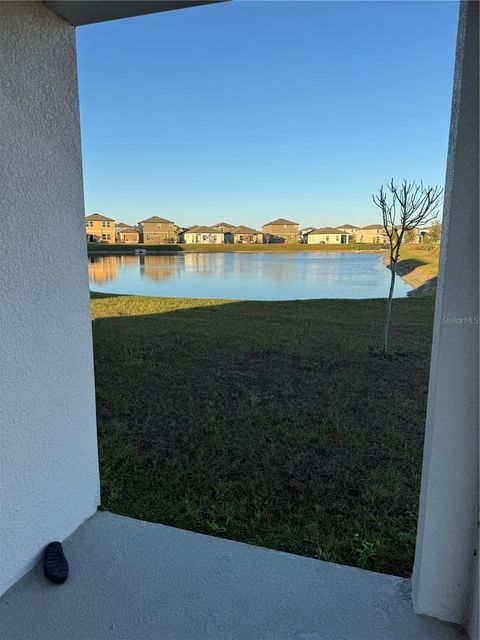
top-left (87, 252), bottom-right (411, 300)
top-left (183, 253), bottom-right (227, 274)
top-left (88, 255), bottom-right (117, 285)
top-left (139, 255), bottom-right (177, 281)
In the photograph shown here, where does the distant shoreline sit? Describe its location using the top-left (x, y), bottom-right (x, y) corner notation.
top-left (87, 243), bottom-right (385, 255)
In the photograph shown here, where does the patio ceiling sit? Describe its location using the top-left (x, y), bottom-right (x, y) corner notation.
top-left (44, 0), bottom-right (225, 26)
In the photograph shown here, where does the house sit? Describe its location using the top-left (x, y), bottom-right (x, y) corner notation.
top-left (116, 223), bottom-right (139, 244)
top-left (300, 227), bottom-right (315, 242)
top-left (414, 226), bottom-right (433, 243)
top-left (180, 226), bottom-right (225, 244)
top-left (212, 222), bottom-right (236, 243)
top-left (1, 1), bottom-right (477, 638)
top-left (85, 213), bottom-right (115, 244)
top-left (138, 216), bottom-right (176, 244)
top-left (262, 218), bottom-right (299, 243)
top-left (336, 223), bottom-right (360, 240)
top-left (356, 224), bottom-right (388, 244)
top-left (212, 222), bottom-right (236, 233)
top-left (305, 227), bottom-right (350, 244)
top-left (229, 225), bottom-right (263, 244)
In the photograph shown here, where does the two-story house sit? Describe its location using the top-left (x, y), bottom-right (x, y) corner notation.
top-left (85, 214), bottom-right (115, 244)
top-left (262, 218), bottom-right (299, 243)
top-left (212, 222), bottom-right (236, 233)
top-left (357, 224), bottom-right (388, 244)
top-left (336, 223), bottom-right (360, 241)
top-left (138, 216), bottom-right (176, 244)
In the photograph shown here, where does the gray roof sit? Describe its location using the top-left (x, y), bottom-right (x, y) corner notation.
top-left (212, 222), bottom-right (236, 229)
top-left (184, 226), bottom-right (225, 234)
top-left (85, 213), bottom-right (115, 222)
top-left (118, 227), bottom-right (138, 234)
top-left (263, 218), bottom-right (299, 227)
top-left (139, 216), bottom-right (174, 224)
top-left (308, 227), bottom-right (350, 235)
top-left (230, 226), bottom-right (261, 234)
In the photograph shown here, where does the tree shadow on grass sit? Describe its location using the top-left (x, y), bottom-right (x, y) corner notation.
top-left (91, 295), bottom-right (436, 577)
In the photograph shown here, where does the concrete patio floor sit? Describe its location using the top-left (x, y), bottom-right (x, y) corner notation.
top-left (0, 511), bottom-right (463, 640)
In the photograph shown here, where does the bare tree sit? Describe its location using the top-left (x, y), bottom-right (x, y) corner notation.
top-left (373, 179), bottom-right (443, 353)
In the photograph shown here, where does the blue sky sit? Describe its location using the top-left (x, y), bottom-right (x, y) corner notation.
top-left (77, 0), bottom-right (459, 229)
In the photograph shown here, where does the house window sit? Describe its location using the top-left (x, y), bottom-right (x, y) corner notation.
top-left (102, 221), bottom-right (110, 227)
top-left (336, 236), bottom-right (340, 241)
top-left (326, 235), bottom-right (329, 241)
top-left (157, 224), bottom-right (162, 229)
top-left (87, 221), bottom-right (93, 227)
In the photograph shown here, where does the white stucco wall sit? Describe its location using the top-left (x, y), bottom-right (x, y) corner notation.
top-left (306, 233), bottom-right (347, 244)
top-left (182, 232), bottom-right (225, 244)
top-left (0, 1), bottom-right (100, 595)
top-left (412, 1), bottom-right (479, 632)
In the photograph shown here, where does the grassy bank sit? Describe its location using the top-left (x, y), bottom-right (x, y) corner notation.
top-left (92, 293), bottom-right (435, 576)
top-left (88, 242), bottom-right (382, 254)
top-left (384, 245), bottom-right (439, 295)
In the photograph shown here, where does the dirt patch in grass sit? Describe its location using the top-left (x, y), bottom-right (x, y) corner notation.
top-left (91, 295), bottom-right (435, 576)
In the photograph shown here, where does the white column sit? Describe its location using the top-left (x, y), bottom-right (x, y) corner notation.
top-left (0, 2), bottom-right (100, 595)
top-left (412, 0), bottom-right (479, 632)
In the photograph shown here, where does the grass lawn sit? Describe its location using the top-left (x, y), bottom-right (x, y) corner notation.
top-left (395, 245), bottom-right (440, 292)
top-left (398, 245), bottom-right (439, 275)
top-left (92, 293), bottom-right (435, 577)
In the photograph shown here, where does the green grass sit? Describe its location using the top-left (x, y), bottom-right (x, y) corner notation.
top-left (397, 245), bottom-right (439, 278)
top-left (88, 242), bottom-right (382, 253)
top-left (91, 293), bottom-right (435, 576)
top-left (392, 245), bottom-right (439, 294)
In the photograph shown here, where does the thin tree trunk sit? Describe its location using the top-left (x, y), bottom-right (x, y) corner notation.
top-left (383, 264), bottom-right (396, 353)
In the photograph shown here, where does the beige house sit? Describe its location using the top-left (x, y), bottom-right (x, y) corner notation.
top-left (85, 213), bottom-right (115, 244)
top-left (229, 225), bottom-right (263, 244)
top-left (305, 227), bottom-right (349, 244)
top-left (180, 226), bottom-right (225, 244)
top-left (357, 224), bottom-right (388, 244)
top-left (116, 225), bottom-right (139, 244)
top-left (336, 223), bottom-right (360, 240)
top-left (262, 218), bottom-right (299, 243)
top-left (138, 216), bottom-right (176, 244)
top-left (300, 227), bottom-right (315, 242)
top-left (212, 222), bottom-right (236, 233)
top-left (414, 226), bottom-right (433, 243)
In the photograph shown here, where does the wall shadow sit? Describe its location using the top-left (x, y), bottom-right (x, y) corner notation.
top-left (91, 295), bottom-right (435, 576)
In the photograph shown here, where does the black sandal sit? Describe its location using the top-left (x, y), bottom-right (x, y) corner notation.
top-left (43, 541), bottom-right (69, 584)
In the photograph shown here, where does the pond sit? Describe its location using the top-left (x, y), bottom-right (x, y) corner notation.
top-left (87, 251), bottom-right (411, 300)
